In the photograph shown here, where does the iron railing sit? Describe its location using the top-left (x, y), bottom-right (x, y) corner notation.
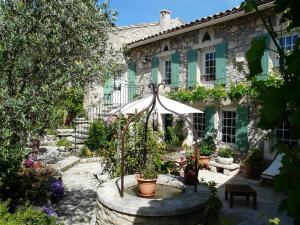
top-left (72, 84), bottom-right (144, 151)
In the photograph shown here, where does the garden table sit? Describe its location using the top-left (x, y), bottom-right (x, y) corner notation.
top-left (225, 184), bottom-right (257, 209)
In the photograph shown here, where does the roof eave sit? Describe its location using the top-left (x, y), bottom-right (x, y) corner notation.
top-left (127, 2), bottom-right (274, 49)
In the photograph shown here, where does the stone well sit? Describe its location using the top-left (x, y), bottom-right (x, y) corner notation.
top-left (96, 174), bottom-right (212, 225)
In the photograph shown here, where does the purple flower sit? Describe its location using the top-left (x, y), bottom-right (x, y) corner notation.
top-left (23, 159), bottom-right (34, 168)
top-left (42, 206), bottom-right (57, 217)
top-left (51, 179), bottom-right (64, 199)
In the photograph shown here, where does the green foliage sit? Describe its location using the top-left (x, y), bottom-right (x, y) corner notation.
top-left (200, 179), bottom-right (223, 217)
top-left (79, 146), bottom-right (93, 158)
top-left (0, 146), bottom-right (26, 197)
top-left (56, 138), bottom-right (72, 150)
top-left (0, 0), bottom-right (114, 147)
top-left (85, 119), bottom-right (107, 152)
top-left (166, 119), bottom-right (185, 146)
top-left (218, 148), bottom-right (233, 158)
top-left (63, 87), bottom-right (85, 126)
top-left (0, 201), bottom-right (62, 225)
top-left (245, 148), bottom-right (263, 166)
top-left (228, 82), bottom-right (258, 100)
top-left (168, 83), bottom-right (257, 103)
top-left (198, 132), bottom-right (217, 156)
top-left (240, 1), bottom-right (300, 223)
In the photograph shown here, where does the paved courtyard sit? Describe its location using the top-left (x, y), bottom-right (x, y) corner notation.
top-left (198, 170), bottom-right (293, 225)
top-left (53, 158), bottom-right (292, 225)
top-left (53, 162), bottom-right (107, 225)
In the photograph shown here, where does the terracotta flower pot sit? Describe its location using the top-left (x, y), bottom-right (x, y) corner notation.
top-left (136, 175), bottom-right (157, 197)
top-left (198, 155), bottom-right (212, 168)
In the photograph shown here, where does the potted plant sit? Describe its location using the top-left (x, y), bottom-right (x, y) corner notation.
top-left (244, 148), bottom-right (264, 179)
top-left (57, 138), bottom-right (72, 151)
top-left (136, 157), bottom-right (159, 197)
top-left (184, 150), bottom-right (198, 185)
top-left (198, 133), bottom-right (216, 167)
top-left (217, 148), bottom-right (234, 165)
top-left (134, 118), bottom-right (165, 197)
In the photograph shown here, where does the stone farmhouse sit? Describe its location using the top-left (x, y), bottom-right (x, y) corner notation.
top-left (83, 0), bottom-right (299, 159)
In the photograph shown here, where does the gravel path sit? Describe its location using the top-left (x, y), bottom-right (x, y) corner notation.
top-left (54, 162), bottom-right (107, 225)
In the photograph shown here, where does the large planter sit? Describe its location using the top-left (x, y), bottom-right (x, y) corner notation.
top-left (198, 155), bottom-right (212, 168)
top-left (136, 175), bottom-right (157, 197)
top-left (244, 163), bottom-right (262, 179)
top-left (217, 156), bottom-right (234, 165)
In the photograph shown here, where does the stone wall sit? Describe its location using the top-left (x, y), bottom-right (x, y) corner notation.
top-left (96, 201), bottom-right (208, 225)
top-left (129, 10), bottom-right (277, 88)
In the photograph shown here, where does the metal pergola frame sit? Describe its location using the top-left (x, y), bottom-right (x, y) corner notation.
top-left (119, 83), bottom-right (199, 197)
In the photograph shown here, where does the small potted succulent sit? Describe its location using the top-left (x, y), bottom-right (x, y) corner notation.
top-left (217, 148), bottom-right (234, 165)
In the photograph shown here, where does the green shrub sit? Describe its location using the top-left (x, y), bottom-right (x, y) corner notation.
top-left (198, 132), bottom-right (216, 156)
top-left (218, 148), bottom-right (233, 158)
top-left (0, 201), bottom-right (62, 225)
top-left (245, 148), bottom-right (264, 166)
top-left (79, 146), bottom-right (93, 158)
top-left (57, 138), bottom-right (72, 150)
top-left (85, 119), bottom-right (107, 152)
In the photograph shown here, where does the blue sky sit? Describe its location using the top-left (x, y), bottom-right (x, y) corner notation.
top-left (109, 0), bottom-right (244, 26)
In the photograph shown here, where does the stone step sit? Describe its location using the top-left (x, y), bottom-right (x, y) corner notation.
top-left (53, 156), bottom-right (80, 172)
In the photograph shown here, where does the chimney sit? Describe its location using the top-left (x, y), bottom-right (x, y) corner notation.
top-left (159, 10), bottom-right (171, 32)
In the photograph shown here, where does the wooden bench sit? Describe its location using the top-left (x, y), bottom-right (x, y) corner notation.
top-left (225, 184), bottom-right (257, 209)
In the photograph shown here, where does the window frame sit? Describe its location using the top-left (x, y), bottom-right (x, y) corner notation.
top-left (275, 121), bottom-right (298, 147)
top-left (193, 113), bottom-right (206, 139)
top-left (162, 59), bottom-right (172, 85)
top-left (221, 110), bottom-right (236, 144)
top-left (200, 47), bottom-right (216, 84)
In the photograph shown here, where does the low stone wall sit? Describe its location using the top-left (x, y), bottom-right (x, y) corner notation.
top-left (96, 200), bottom-right (208, 225)
top-left (96, 175), bottom-right (211, 225)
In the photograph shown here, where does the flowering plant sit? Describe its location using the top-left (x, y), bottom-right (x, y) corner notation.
top-left (42, 205), bottom-right (57, 217)
top-left (50, 178), bottom-right (64, 203)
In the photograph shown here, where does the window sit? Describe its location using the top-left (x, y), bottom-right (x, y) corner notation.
top-left (164, 60), bottom-right (172, 84)
top-left (276, 121), bottom-right (298, 146)
top-left (204, 52), bottom-right (216, 81)
top-left (279, 34), bottom-right (298, 51)
top-left (193, 113), bottom-right (205, 138)
top-left (202, 32), bottom-right (211, 42)
top-left (222, 111), bottom-right (236, 144)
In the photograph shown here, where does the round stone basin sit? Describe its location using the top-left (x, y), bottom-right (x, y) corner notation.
top-left (125, 183), bottom-right (184, 199)
top-left (97, 174), bottom-right (211, 222)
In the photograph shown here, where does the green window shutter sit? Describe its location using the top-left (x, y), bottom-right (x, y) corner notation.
top-left (151, 56), bottom-right (159, 84)
top-left (128, 63), bottom-right (136, 101)
top-left (215, 42), bottom-right (227, 85)
top-left (103, 77), bottom-right (113, 105)
top-left (257, 34), bottom-right (270, 81)
top-left (171, 52), bottom-right (180, 89)
top-left (187, 49), bottom-right (198, 88)
top-left (205, 107), bottom-right (215, 135)
top-left (236, 106), bottom-right (249, 152)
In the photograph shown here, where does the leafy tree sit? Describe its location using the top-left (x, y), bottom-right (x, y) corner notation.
top-left (0, 0), bottom-right (116, 193)
top-left (0, 0), bottom-right (114, 146)
top-left (241, 0), bottom-right (300, 224)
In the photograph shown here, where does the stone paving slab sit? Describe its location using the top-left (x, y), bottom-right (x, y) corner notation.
top-left (54, 162), bottom-right (107, 225)
top-left (53, 156), bottom-right (80, 172)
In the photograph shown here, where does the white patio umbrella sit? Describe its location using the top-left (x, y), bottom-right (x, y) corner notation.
top-left (110, 95), bottom-right (203, 115)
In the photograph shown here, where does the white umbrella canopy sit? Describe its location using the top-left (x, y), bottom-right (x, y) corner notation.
top-left (110, 95), bottom-right (203, 115)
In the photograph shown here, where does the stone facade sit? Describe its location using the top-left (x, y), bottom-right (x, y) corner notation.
top-left (125, 9), bottom-right (281, 157)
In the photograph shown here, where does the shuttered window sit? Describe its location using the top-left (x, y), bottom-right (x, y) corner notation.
top-left (193, 113), bottom-right (205, 138)
top-left (222, 110), bottom-right (236, 144)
